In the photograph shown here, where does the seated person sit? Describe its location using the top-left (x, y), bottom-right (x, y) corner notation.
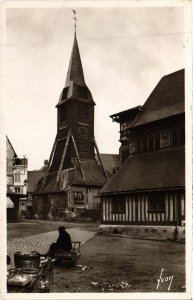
top-left (46, 226), bottom-right (72, 258)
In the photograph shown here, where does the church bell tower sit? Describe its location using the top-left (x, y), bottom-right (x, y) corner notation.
top-left (34, 12), bottom-right (108, 214)
top-left (56, 33), bottom-right (95, 161)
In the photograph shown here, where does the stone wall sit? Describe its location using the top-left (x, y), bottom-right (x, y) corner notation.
top-left (98, 224), bottom-right (185, 241)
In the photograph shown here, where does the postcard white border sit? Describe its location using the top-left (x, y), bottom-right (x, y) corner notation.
top-left (0, 1), bottom-right (192, 300)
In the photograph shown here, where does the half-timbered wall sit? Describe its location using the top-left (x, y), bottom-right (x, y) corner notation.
top-left (68, 186), bottom-right (100, 210)
top-left (101, 190), bottom-right (185, 225)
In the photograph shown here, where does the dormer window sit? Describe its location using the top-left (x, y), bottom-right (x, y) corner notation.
top-left (160, 129), bottom-right (171, 149)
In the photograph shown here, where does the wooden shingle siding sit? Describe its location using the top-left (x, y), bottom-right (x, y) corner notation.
top-left (101, 190), bottom-right (185, 225)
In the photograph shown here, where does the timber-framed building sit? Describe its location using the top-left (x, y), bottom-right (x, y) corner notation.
top-left (99, 69), bottom-right (185, 240)
top-left (33, 33), bottom-right (108, 220)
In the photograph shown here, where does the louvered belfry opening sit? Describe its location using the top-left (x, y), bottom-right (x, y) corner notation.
top-left (79, 102), bottom-right (89, 119)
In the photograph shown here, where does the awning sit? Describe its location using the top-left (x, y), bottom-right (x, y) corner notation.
top-left (7, 197), bottom-right (14, 208)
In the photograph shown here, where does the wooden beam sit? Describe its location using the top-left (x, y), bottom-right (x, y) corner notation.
top-left (48, 135), bottom-right (57, 171)
top-left (71, 134), bottom-right (86, 180)
top-left (93, 137), bottom-right (109, 181)
top-left (41, 135), bottom-right (57, 188)
top-left (55, 130), bottom-right (71, 187)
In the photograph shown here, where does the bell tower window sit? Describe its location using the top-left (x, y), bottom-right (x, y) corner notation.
top-left (79, 102), bottom-right (89, 119)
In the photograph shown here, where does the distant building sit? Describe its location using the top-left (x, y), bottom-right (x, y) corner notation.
top-left (95, 154), bottom-right (120, 177)
top-left (99, 69), bottom-right (185, 240)
top-left (6, 136), bottom-right (17, 194)
top-left (27, 160), bottom-right (49, 218)
top-left (33, 32), bottom-right (108, 220)
top-left (6, 136), bottom-right (28, 222)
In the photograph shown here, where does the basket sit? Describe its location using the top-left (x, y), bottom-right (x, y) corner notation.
top-left (14, 251), bottom-right (40, 269)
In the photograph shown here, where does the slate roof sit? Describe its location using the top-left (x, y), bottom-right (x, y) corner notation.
top-left (57, 34), bottom-right (94, 106)
top-left (28, 171), bottom-right (46, 193)
top-left (110, 106), bottom-right (142, 123)
top-left (100, 146), bottom-right (185, 195)
top-left (128, 69), bottom-right (184, 128)
top-left (6, 136), bottom-right (17, 158)
top-left (65, 34), bottom-right (85, 87)
top-left (95, 154), bottom-right (120, 176)
top-left (71, 159), bottom-right (107, 186)
top-left (35, 158), bottom-right (107, 194)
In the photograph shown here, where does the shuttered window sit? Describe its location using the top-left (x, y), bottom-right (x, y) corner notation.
top-left (79, 102), bottom-right (89, 119)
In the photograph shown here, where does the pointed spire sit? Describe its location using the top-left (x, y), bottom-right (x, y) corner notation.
top-left (65, 33), bottom-right (86, 87)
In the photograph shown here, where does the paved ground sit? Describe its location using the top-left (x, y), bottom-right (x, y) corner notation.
top-left (8, 227), bottom-right (95, 267)
top-left (7, 220), bottom-right (186, 293)
top-left (52, 234), bottom-right (185, 293)
top-left (7, 219), bottom-right (99, 239)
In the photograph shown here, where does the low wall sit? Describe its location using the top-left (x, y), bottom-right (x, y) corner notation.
top-left (98, 224), bottom-right (185, 241)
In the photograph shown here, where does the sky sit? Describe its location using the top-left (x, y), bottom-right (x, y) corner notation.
top-left (5, 5), bottom-right (185, 170)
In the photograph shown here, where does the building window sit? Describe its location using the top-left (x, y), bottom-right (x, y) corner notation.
top-left (112, 197), bottom-right (125, 213)
top-left (74, 191), bottom-right (84, 204)
top-left (160, 129), bottom-right (171, 149)
top-left (79, 102), bottom-right (89, 119)
top-left (148, 193), bottom-right (165, 212)
top-left (14, 173), bottom-right (21, 182)
top-left (15, 187), bottom-right (21, 194)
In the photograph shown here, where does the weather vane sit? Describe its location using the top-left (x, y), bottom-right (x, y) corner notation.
top-left (72, 9), bottom-right (78, 34)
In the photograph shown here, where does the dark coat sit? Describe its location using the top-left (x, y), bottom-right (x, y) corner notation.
top-left (55, 231), bottom-right (72, 251)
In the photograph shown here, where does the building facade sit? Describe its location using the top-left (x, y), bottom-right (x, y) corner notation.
top-left (99, 69), bottom-right (185, 240)
top-left (33, 33), bottom-right (108, 220)
top-left (6, 136), bottom-right (28, 222)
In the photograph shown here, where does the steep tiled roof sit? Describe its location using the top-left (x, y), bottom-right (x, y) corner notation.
top-left (35, 158), bottom-right (107, 194)
top-left (6, 136), bottom-right (17, 158)
top-left (28, 171), bottom-right (46, 193)
top-left (129, 69), bottom-right (184, 128)
top-left (96, 154), bottom-right (120, 176)
top-left (57, 34), bottom-right (94, 106)
top-left (100, 146), bottom-right (185, 194)
top-left (72, 159), bottom-right (107, 186)
top-left (65, 34), bottom-right (85, 87)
